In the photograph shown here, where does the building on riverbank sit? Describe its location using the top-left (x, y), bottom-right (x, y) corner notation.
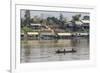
top-left (57, 33), bottom-right (72, 39)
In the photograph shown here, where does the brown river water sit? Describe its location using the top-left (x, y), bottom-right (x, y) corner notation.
top-left (20, 38), bottom-right (89, 63)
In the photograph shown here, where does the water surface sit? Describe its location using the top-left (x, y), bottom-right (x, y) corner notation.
top-left (21, 38), bottom-right (89, 63)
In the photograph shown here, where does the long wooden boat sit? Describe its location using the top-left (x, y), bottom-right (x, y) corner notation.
top-left (56, 49), bottom-right (76, 54)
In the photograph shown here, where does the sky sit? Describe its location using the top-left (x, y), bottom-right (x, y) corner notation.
top-left (21, 10), bottom-right (89, 21)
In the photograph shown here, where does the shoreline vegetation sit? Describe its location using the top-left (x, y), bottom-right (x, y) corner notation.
top-left (21, 10), bottom-right (89, 40)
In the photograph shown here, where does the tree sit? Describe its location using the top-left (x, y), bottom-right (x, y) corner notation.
top-left (72, 14), bottom-right (81, 21)
top-left (24, 10), bottom-right (30, 26)
top-left (21, 18), bottom-right (24, 27)
top-left (71, 14), bottom-right (81, 32)
top-left (59, 13), bottom-right (63, 21)
top-left (83, 16), bottom-right (90, 20)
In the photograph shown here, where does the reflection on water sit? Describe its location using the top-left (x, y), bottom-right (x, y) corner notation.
top-left (21, 38), bottom-right (89, 63)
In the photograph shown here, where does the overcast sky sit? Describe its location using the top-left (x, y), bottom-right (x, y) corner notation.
top-left (21, 10), bottom-right (89, 21)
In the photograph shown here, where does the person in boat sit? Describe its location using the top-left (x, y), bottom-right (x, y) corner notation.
top-left (64, 49), bottom-right (66, 52)
top-left (56, 49), bottom-right (60, 53)
top-left (72, 48), bottom-right (76, 52)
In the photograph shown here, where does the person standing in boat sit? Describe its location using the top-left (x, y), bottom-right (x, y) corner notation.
top-left (64, 49), bottom-right (66, 52)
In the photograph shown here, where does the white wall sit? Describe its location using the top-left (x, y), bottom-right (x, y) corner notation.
top-left (16, 0), bottom-right (97, 5)
top-left (0, 0), bottom-right (99, 73)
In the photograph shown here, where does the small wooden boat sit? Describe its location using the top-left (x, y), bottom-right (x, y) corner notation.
top-left (56, 49), bottom-right (76, 54)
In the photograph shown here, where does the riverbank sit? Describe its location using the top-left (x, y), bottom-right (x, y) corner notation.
top-left (21, 32), bottom-right (89, 40)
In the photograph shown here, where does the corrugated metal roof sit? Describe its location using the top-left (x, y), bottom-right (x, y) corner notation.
top-left (21, 33), bottom-right (24, 35)
top-left (80, 33), bottom-right (88, 35)
top-left (82, 20), bottom-right (90, 23)
top-left (41, 32), bottom-right (55, 35)
top-left (27, 32), bottom-right (39, 35)
top-left (31, 23), bottom-right (41, 26)
top-left (57, 33), bottom-right (72, 36)
top-left (75, 21), bottom-right (83, 25)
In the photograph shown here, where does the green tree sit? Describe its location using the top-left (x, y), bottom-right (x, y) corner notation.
top-left (71, 14), bottom-right (81, 32)
top-left (59, 13), bottom-right (63, 21)
top-left (24, 10), bottom-right (30, 26)
top-left (72, 14), bottom-right (81, 21)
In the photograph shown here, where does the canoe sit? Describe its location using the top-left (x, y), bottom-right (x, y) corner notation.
top-left (56, 49), bottom-right (76, 54)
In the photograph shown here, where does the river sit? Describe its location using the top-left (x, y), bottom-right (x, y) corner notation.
top-left (20, 38), bottom-right (89, 63)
